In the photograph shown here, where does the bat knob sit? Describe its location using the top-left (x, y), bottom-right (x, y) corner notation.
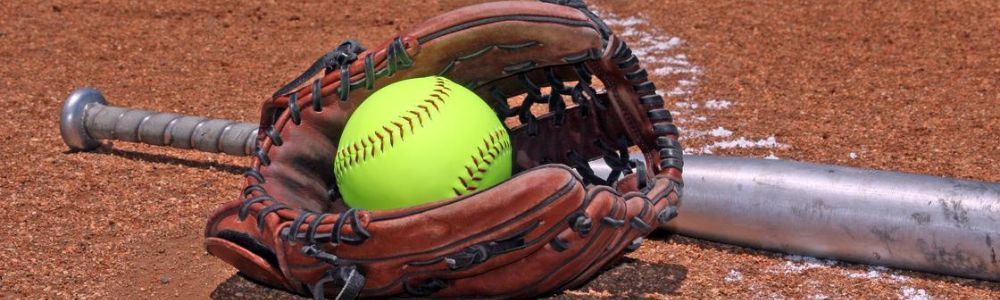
top-left (60, 88), bottom-right (108, 151)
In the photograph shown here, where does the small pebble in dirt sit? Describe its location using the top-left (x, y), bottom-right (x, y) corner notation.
top-left (724, 270), bottom-right (743, 282)
top-left (160, 276), bottom-right (170, 284)
top-left (849, 152), bottom-right (858, 160)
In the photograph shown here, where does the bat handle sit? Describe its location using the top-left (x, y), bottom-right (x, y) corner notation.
top-left (60, 88), bottom-right (258, 156)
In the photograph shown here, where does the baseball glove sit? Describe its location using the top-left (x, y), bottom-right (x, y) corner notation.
top-left (204, 1), bottom-right (684, 299)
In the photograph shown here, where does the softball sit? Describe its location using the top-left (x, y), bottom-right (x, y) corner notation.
top-left (334, 76), bottom-right (512, 210)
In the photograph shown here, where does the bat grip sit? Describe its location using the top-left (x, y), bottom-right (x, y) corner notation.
top-left (60, 88), bottom-right (258, 156)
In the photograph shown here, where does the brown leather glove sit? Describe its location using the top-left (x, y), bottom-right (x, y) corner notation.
top-left (204, 1), bottom-right (683, 298)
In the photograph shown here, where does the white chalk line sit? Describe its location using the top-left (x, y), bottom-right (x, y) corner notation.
top-left (593, 5), bottom-right (932, 297)
top-left (593, 7), bottom-right (786, 159)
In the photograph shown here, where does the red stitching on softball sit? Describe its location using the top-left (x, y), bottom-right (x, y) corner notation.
top-left (408, 110), bottom-right (423, 126)
top-left (401, 116), bottom-right (415, 134)
top-left (336, 78), bottom-right (451, 174)
top-left (418, 104), bottom-right (432, 117)
top-left (382, 126), bottom-right (395, 147)
top-left (374, 131), bottom-right (386, 152)
top-left (424, 99), bottom-right (439, 111)
top-left (454, 127), bottom-right (511, 196)
top-left (392, 121), bottom-right (405, 139)
top-left (351, 143), bottom-right (361, 164)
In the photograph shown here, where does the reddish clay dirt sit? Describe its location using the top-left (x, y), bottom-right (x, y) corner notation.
top-left (1, 0), bottom-right (997, 299)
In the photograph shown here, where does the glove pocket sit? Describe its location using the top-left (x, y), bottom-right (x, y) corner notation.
top-left (294, 165), bottom-right (591, 296)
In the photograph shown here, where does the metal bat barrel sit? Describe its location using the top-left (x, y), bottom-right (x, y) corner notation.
top-left (665, 155), bottom-right (1000, 281)
top-left (60, 88), bottom-right (259, 156)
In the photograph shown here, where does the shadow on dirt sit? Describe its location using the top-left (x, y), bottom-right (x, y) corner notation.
top-left (211, 273), bottom-right (305, 300)
top-left (549, 257), bottom-right (688, 298)
top-left (208, 256), bottom-right (689, 299)
top-left (66, 145), bottom-right (249, 175)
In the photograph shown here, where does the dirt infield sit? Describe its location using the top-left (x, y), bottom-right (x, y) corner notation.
top-left (1, 0), bottom-right (997, 298)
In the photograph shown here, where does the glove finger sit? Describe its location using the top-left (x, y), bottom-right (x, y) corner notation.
top-left (555, 193), bottom-right (655, 292)
top-left (547, 171), bottom-right (682, 292)
top-left (204, 199), bottom-right (293, 291)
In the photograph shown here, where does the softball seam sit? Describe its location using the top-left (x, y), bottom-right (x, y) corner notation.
top-left (453, 127), bottom-right (512, 196)
top-left (334, 77), bottom-right (453, 174)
